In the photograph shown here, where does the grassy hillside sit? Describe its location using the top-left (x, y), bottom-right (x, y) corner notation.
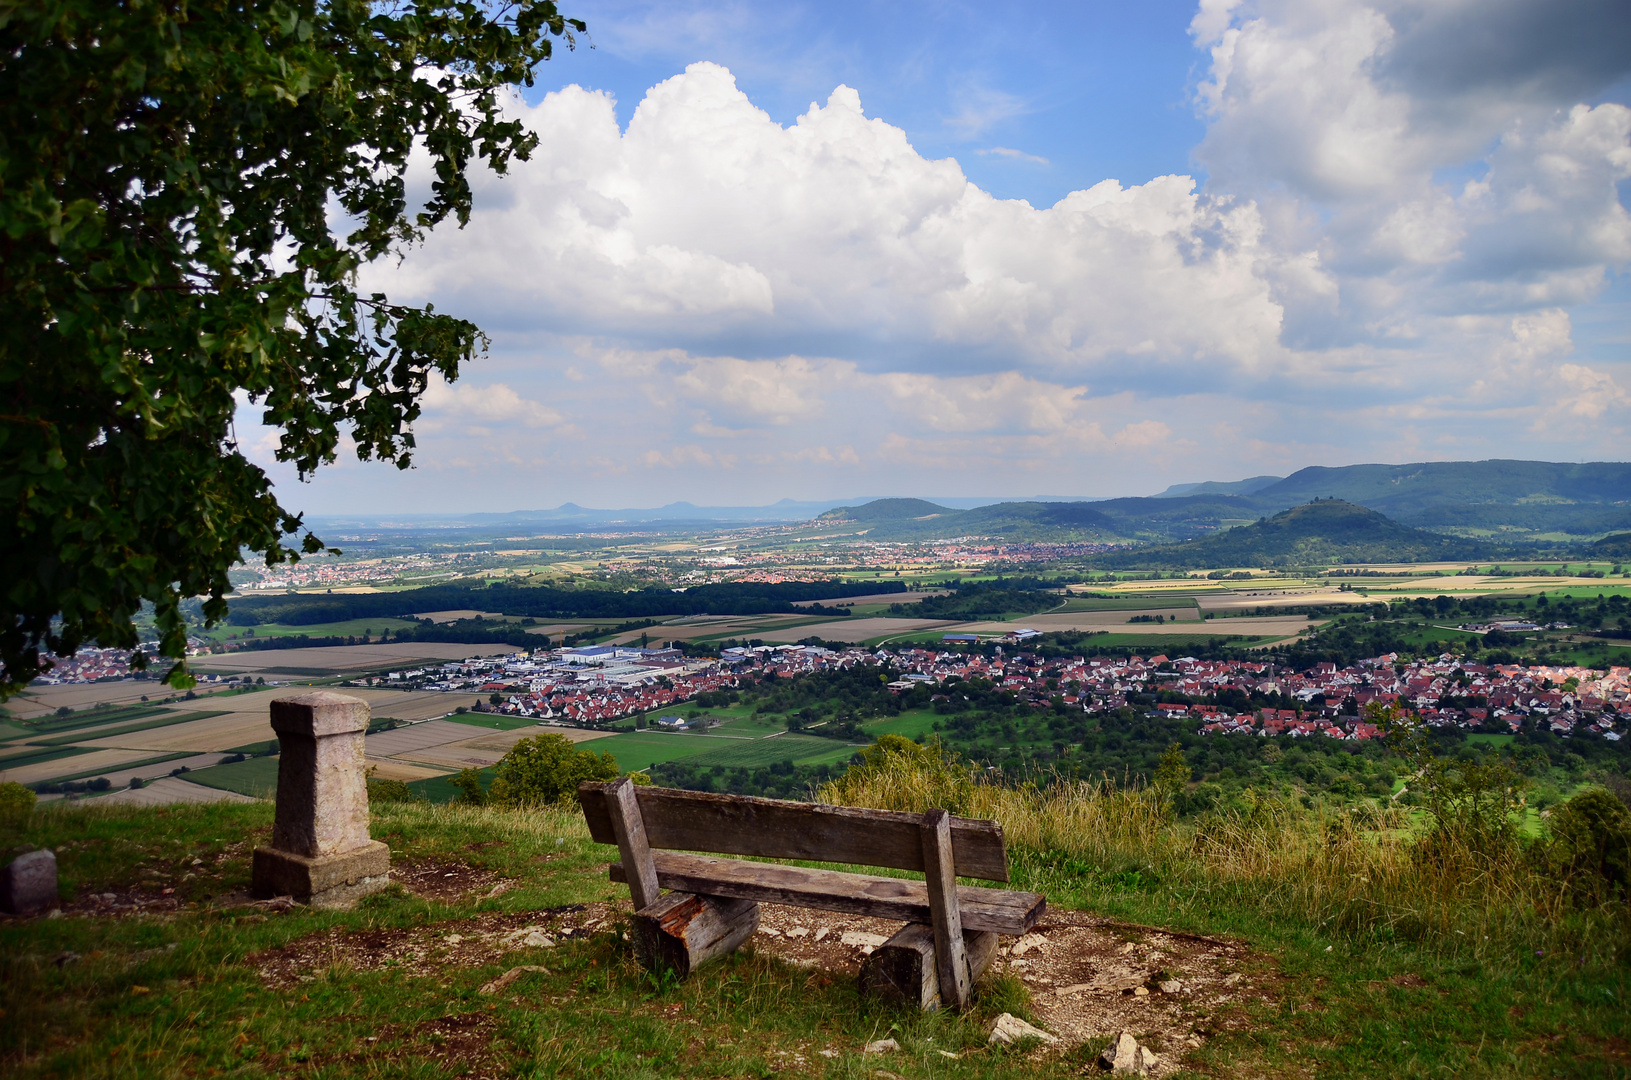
top-left (1091, 499), bottom-right (1492, 568)
top-left (2, 751), bottom-right (1625, 1079)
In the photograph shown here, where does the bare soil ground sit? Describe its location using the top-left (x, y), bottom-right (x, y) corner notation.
top-left (238, 892), bottom-right (1271, 1075)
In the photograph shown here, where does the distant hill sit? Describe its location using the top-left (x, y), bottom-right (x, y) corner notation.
top-left (1155, 475), bottom-right (1283, 498)
top-left (1242, 460), bottom-right (1631, 537)
top-left (814, 499), bottom-right (1118, 541)
top-left (1089, 500), bottom-right (1492, 568)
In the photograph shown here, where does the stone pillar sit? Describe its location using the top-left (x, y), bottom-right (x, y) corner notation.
top-left (251, 691), bottom-right (390, 908)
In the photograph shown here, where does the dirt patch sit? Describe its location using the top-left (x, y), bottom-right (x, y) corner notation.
top-left (247, 902), bottom-right (625, 989)
top-left (748, 905), bottom-right (1272, 1075)
top-left (393, 860), bottom-right (503, 902)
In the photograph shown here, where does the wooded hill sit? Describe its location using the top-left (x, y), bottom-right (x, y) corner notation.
top-left (1086, 500), bottom-right (1492, 569)
top-left (813, 460), bottom-right (1631, 547)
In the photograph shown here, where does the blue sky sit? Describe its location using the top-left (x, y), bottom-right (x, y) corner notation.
top-left (249, 0), bottom-right (1631, 513)
top-left (539, 0), bottom-right (1211, 209)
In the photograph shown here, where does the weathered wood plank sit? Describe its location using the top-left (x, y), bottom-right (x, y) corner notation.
top-left (920, 808), bottom-right (970, 1010)
top-left (632, 892), bottom-right (760, 977)
top-left (578, 783), bottom-right (1009, 882)
top-left (610, 851), bottom-right (1045, 936)
top-left (860, 925), bottom-right (998, 1009)
top-left (605, 777), bottom-right (660, 911)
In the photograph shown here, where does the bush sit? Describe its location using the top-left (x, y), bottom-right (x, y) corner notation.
top-left (450, 767), bottom-right (487, 806)
top-left (129, 777), bottom-right (144, 790)
top-left (1545, 788), bottom-right (1631, 905)
top-left (488, 734), bottom-right (619, 808)
top-left (0, 781), bottom-right (36, 827)
top-left (365, 768), bottom-right (418, 804)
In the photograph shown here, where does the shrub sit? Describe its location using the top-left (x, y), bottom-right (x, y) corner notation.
top-left (1544, 788), bottom-right (1631, 905)
top-left (488, 734), bottom-right (618, 808)
top-left (0, 781), bottom-right (36, 827)
top-left (450, 767), bottom-right (487, 806)
top-left (365, 767), bottom-right (418, 804)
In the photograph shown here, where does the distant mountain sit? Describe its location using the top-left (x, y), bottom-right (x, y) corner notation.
top-left (1090, 500), bottom-right (1493, 568)
top-left (1249, 460), bottom-right (1631, 536)
top-left (814, 499), bottom-right (1117, 541)
top-left (1155, 475), bottom-right (1283, 498)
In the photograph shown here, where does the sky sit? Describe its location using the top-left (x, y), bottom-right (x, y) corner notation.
top-left (246, 0), bottom-right (1631, 513)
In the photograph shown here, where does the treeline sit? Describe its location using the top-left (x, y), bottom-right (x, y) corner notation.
top-left (887, 577), bottom-right (1061, 620)
top-left (226, 579), bottom-right (905, 626)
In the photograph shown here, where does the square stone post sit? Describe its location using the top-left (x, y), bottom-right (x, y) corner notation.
top-left (251, 691), bottom-right (390, 908)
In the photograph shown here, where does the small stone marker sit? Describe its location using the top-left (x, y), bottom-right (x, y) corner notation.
top-left (1, 849), bottom-right (58, 916)
top-left (251, 692), bottom-right (389, 908)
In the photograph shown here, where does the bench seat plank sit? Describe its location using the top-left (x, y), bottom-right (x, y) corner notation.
top-left (579, 784), bottom-right (1009, 882)
top-left (610, 851), bottom-right (1045, 936)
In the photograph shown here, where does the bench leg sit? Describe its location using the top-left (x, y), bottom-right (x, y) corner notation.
top-left (920, 808), bottom-right (971, 1010)
top-left (633, 892), bottom-right (760, 978)
top-left (860, 925), bottom-right (999, 1010)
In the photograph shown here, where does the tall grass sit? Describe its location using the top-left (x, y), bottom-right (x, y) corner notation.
top-left (816, 739), bottom-right (1625, 960)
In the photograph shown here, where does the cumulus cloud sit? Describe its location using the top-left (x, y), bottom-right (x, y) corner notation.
top-left (292, 4), bottom-right (1630, 511)
top-left (419, 377), bottom-right (562, 431)
top-left (374, 62), bottom-right (1290, 377)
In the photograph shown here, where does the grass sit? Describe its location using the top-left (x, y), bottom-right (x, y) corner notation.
top-left (182, 755), bottom-right (282, 798)
top-left (203, 616), bottom-right (423, 642)
top-left (442, 712), bottom-right (544, 731)
top-left (1060, 595), bottom-right (1200, 611)
top-left (865, 709), bottom-right (941, 741)
top-left (2, 770), bottom-right (1625, 1079)
top-left (675, 734), bottom-right (856, 770)
top-left (593, 731), bottom-right (734, 772)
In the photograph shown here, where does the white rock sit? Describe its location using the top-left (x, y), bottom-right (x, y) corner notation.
top-left (986, 1013), bottom-right (1058, 1046)
top-left (1159, 979), bottom-right (1183, 994)
top-left (814, 927), bottom-right (830, 941)
top-left (818, 1048), bottom-right (839, 1059)
top-left (786, 927), bottom-right (809, 939)
top-left (863, 1038), bottom-right (899, 1053)
top-left (1098, 1031), bottom-right (1159, 1075)
top-left (840, 931), bottom-right (888, 948)
top-left (522, 931), bottom-right (554, 948)
top-left (1009, 932), bottom-right (1047, 957)
top-left (761, 928), bottom-right (782, 937)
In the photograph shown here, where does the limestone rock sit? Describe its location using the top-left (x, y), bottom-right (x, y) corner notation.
top-left (1, 850), bottom-right (57, 916)
top-left (986, 1013), bottom-right (1058, 1046)
top-left (863, 1038), bottom-right (899, 1053)
top-left (1098, 1031), bottom-right (1159, 1074)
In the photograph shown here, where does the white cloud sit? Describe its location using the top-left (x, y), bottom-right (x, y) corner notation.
top-left (281, 6), bottom-right (1630, 511)
top-left (374, 62), bottom-right (1291, 377)
top-left (420, 377), bottom-right (562, 430)
top-left (977, 146), bottom-right (1050, 165)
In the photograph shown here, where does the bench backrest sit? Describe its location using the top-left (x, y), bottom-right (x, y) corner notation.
top-left (578, 783), bottom-right (1009, 882)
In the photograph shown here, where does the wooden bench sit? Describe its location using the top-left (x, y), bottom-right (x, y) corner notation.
top-left (578, 778), bottom-right (1045, 1010)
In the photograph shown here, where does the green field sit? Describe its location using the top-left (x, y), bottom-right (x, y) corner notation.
top-left (674, 733), bottom-right (856, 771)
top-left (442, 712), bottom-right (545, 731)
top-left (864, 709), bottom-right (940, 740)
top-left (1060, 594), bottom-right (1200, 611)
top-left (593, 731), bottom-right (734, 772)
top-left (1467, 733), bottom-right (1516, 746)
top-left (182, 756), bottom-right (281, 798)
top-left (204, 617), bottom-right (423, 643)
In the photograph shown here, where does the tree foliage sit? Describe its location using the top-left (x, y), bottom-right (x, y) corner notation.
top-left (487, 733), bottom-right (617, 808)
top-left (0, 0), bottom-right (583, 696)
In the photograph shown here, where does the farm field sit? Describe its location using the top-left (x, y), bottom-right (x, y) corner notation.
top-left (201, 617), bottom-right (424, 642)
top-left (187, 642), bottom-right (514, 675)
top-left (592, 731), bottom-right (736, 772)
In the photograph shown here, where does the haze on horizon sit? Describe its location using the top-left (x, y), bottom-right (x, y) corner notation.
top-left (242, 0), bottom-right (1631, 515)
